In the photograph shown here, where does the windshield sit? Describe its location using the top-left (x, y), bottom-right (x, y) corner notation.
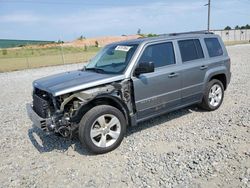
top-left (85, 44), bottom-right (138, 74)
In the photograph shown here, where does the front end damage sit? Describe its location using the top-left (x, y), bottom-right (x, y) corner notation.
top-left (27, 80), bottom-right (134, 138)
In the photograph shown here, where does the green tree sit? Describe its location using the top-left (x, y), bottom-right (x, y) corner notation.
top-left (57, 40), bottom-right (64, 44)
top-left (224, 26), bottom-right (231, 30)
top-left (79, 35), bottom-right (86, 40)
top-left (147, 33), bottom-right (158, 37)
top-left (95, 40), bottom-right (99, 47)
top-left (245, 24), bottom-right (250, 29)
top-left (137, 28), bottom-right (141, 35)
top-left (235, 25), bottom-right (240, 29)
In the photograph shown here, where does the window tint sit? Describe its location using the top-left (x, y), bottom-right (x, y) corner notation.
top-left (205, 38), bottom-right (223, 57)
top-left (139, 42), bottom-right (175, 68)
top-left (178, 39), bottom-right (204, 62)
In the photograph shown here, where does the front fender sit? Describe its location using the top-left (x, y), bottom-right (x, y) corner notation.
top-left (94, 94), bottom-right (131, 124)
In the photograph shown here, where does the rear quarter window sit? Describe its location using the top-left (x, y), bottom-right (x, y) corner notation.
top-left (178, 39), bottom-right (204, 62)
top-left (204, 38), bottom-right (223, 57)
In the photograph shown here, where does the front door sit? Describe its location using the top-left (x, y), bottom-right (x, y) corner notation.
top-left (132, 41), bottom-right (182, 121)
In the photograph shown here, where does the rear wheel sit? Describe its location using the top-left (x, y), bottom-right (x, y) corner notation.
top-left (78, 105), bottom-right (126, 154)
top-left (200, 79), bottom-right (224, 111)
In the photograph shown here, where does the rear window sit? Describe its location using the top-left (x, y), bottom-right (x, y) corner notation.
top-left (178, 39), bottom-right (204, 62)
top-left (204, 38), bottom-right (223, 57)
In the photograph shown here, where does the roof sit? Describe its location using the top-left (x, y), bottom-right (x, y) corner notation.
top-left (111, 31), bottom-right (216, 46)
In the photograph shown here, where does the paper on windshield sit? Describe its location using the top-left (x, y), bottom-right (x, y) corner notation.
top-left (115, 45), bottom-right (132, 52)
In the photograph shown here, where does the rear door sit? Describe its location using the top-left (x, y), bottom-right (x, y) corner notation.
top-left (177, 38), bottom-right (207, 104)
top-left (132, 41), bottom-right (182, 121)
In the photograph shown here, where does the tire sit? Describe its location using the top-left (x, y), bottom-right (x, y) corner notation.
top-left (200, 79), bottom-right (224, 111)
top-left (78, 105), bottom-right (126, 154)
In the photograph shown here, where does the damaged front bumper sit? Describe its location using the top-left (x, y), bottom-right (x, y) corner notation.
top-left (26, 103), bottom-right (53, 131)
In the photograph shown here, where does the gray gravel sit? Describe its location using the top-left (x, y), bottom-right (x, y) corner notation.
top-left (0, 44), bottom-right (249, 188)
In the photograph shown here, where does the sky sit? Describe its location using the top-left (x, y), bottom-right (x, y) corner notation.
top-left (0, 0), bottom-right (249, 41)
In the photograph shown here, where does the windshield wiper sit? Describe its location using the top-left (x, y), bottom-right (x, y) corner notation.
top-left (85, 67), bottom-right (106, 73)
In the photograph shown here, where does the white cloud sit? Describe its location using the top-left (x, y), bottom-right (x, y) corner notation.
top-left (0, 1), bottom-right (203, 24)
top-left (51, 1), bottom-right (205, 35)
top-left (0, 13), bottom-right (41, 23)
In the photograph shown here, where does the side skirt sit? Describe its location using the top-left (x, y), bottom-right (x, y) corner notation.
top-left (135, 100), bottom-right (201, 125)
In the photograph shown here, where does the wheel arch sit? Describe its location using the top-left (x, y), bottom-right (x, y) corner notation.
top-left (71, 95), bottom-right (131, 126)
top-left (209, 74), bottom-right (227, 90)
top-left (204, 67), bottom-right (228, 92)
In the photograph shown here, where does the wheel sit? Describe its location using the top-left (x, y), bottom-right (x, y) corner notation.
top-left (200, 79), bottom-right (224, 111)
top-left (78, 105), bottom-right (126, 154)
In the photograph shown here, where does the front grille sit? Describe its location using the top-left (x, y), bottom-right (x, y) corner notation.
top-left (33, 94), bottom-right (50, 118)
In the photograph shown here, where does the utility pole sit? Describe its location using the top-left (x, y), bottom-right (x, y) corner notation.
top-left (205, 0), bottom-right (211, 31)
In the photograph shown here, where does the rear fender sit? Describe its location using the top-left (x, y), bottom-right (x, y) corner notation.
top-left (203, 66), bottom-right (227, 93)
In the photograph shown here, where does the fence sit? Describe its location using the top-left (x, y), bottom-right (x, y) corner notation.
top-left (211, 29), bottom-right (250, 41)
top-left (0, 45), bottom-right (99, 72)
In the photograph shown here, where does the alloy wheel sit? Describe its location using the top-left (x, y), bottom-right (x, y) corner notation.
top-left (90, 114), bottom-right (121, 148)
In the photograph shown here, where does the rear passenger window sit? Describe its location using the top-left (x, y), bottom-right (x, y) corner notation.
top-left (178, 39), bottom-right (204, 62)
top-left (205, 38), bottom-right (223, 57)
top-left (139, 42), bottom-right (175, 68)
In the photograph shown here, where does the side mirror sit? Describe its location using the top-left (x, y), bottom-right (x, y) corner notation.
top-left (134, 61), bottom-right (155, 76)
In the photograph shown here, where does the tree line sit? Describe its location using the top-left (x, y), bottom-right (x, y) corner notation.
top-left (224, 24), bottom-right (250, 30)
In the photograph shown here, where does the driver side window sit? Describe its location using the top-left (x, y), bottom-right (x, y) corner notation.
top-left (138, 42), bottom-right (176, 68)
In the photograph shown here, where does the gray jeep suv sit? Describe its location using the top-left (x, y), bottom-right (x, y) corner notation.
top-left (27, 31), bottom-right (231, 154)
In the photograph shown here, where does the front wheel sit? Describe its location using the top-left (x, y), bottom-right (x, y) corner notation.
top-left (200, 79), bottom-right (224, 111)
top-left (78, 105), bottom-right (126, 154)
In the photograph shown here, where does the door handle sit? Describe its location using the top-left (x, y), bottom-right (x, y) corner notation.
top-left (168, 72), bottom-right (179, 78)
top-left (200, 65), bottom-right (208, 70)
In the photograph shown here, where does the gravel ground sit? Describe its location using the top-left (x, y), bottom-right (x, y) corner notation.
top-left (0, 44), bottom-right (249, 188)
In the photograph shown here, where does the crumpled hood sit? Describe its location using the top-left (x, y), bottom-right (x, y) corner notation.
top-left (33, 70), bottom-right (124, 96)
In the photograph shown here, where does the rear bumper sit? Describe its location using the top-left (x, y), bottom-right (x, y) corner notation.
top-left (26, 103), bottom-right (52, 131)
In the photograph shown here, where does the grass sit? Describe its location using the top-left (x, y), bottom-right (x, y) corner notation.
top-left (224, 40), bottom-right (250, 46)
top-left (0, 46), bottom-right (100, 72)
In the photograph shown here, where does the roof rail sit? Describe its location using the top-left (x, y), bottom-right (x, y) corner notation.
top-left (159, 30), bottom-right (214, 37)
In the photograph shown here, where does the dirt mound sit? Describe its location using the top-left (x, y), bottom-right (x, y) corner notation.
top-left (65, 35), bottom-right (140, 47)
top-left (7, 35), bottom-right (141, 49)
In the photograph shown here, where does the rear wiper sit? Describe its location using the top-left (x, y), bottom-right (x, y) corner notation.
top-left (85, 67), bottom-right (106, 73)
